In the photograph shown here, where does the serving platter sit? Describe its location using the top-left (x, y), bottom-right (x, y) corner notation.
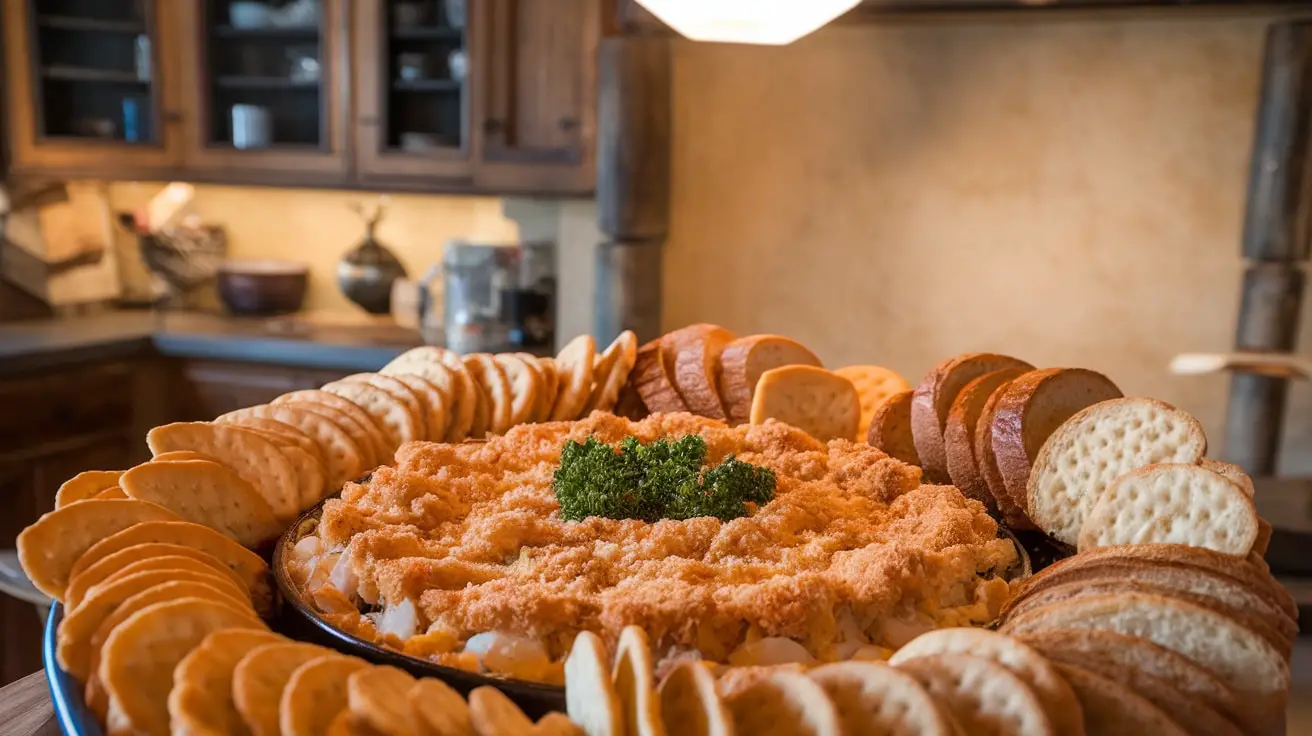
top-left (44, 604), bottom-right (103, 736)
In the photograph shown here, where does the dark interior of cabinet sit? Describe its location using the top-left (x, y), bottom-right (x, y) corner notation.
top-left (202, 0), bottom-right (325, 149)
top-left (28, 0), bottom-right (156, 143)
top-left (380, 0), bottom-right (466, 152)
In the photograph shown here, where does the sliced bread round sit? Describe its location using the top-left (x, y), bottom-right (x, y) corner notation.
top-left (1078, 463), bottom-right (1258, 556)
top-left (1025, 398), bottom-right (1206, 546)
top-left (632, 338), bottom-right (688, 414)
top-left (667, 324), bottom-right (736, 421)
top-left (717, 335), bottom-right (822, 426)
top-left (911, 353), bottom-right (1033, 484)
top-left (866, 389), bottom-right (920, 466)
top-left (750, 365), bottom-right (860, 442)
top-left (990, 368), bottom-right (1122, 527)
top-left (974, 379), bottom-right (1029, 527)
top-left (944, 367), bottom-right (1029, 509)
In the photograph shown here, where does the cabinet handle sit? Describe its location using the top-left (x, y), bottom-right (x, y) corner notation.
top-left (558, 117), bottom-right (580, 132)
top-left (482, 118), bottom-right (504, 134)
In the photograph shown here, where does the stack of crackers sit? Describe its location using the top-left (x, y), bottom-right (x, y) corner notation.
top-left (622, 322), bottom-right (912, 443)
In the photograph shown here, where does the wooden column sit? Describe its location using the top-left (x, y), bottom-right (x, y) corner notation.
top-left (1226, 21), bottom-right (1312, 474)
top-left (593, 34), bottom-right (672, 343)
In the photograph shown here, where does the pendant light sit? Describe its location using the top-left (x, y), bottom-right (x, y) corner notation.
top-left (635, 0), bottom-right (861, 45)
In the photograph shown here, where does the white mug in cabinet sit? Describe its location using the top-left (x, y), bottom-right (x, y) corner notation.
top-left (231, 105), bottom-right (272, 149)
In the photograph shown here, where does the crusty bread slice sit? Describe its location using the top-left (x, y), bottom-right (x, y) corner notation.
top-left (1077, 463), bottom-right (1258, 557)
top-left (866, 390), bottom-right (919, 466)
top-left (974, 379), bottom-right (1029, 528)
top-left (1051, 663), bottom-right (1188, 736)
top-left (835, 366), bottom-right (911, 441)
top-left (750, 366), bottom-right (859, 442)
top-left (718, 335), bottom-right (822, 426)
top-left (943, 368), bottom-right (1028, 509)
top-left (991, 368), bottom-right (1122, 525)
top-left (1026, 398), bottom-right (1206, 546)
top-left (1201, 459), bottom-right (1254, 496)
top-left (667, 324), bottom-right (736, 421)
top-left (1018, 630), bottom-right (1246, 734)
top-left (999, 592), bottom-right (1290, 710)
top-left (910, 353), bottom-right (1033, 484)
top-left (632, 338), bottom-right (688, 414)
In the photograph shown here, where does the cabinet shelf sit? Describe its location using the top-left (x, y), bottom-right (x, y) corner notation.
top-left (212, 24), bottom-right (319, 39)
top-left (391, 26), bottom-right (463, 41)
top-left (214, 76), bottom-right (320, 90)
top-left (42, 66), bottom-right (147, 84)
top-left (392, 79), bottom-right (461, 92)
top-left (37, 16), bottom-right (146, 33)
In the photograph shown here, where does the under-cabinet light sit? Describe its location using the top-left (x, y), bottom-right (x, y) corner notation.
top-left (636, 0), bottom-right (861, 45)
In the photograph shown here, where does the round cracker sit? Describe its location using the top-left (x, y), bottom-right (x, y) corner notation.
top-left (894, 653), bottom-right (1054, 735)
top-left (889, 628), bottom-right (1082, 735)
top-left (583, 330), bottom-right (639, 416)
top-left (57, 569), bottom-right (251, 680)
top-left (470, 685), bottom-right (536, 734)
top-left (511, 353), bottom-right (550, 423)
top-left (92, 487), bottom-right (126, 500)
top-left (100, 597), bottom-right (266, 736)
top-left (321, 379), bottom-right (421, 450)
top-left (340, 373), bottom-right (429, 439)
top-left (659, 662), bottom-right (733, 736)
top-left (393, 373), bottom-right (451, 442)
top-left (150, 450), bottom-right (214, 462)
top-left (234, 641), bottom-right (340, 735)
top-left (1054, 663), bottom-right (1187, 736)
top-left (566, 631), bottom-right (623, 735)
top-left (613, 626), bottom-right (663, 736)
top-left (280, 655), bottom-right (370, 736)
top-left (495, 353), bottom-right (542, 427)
top-left (834, 365), bottom-right (912, 440)
top-left (346, 665), bottom-right (416, 735)
top-left (55, 471), bottom-right (125, 508)
top-left (809, 661), bottom-right (956, 736)
top-left (16, 499), bottom-right (181, 600)
top-left (409, 678), bottom-right (474, 735)
top-left (273, 390), bottom-right (391, 467)
top-left (70, 520), bottom-right (270, 612)
top-left (464, 353), bottom-right (515, 435)
top-left (427, 352), bottom-right (479, 442)
top-left (551, 335), bottom-right (597, 421)
top-left (121, 460), bottom-right (283, 549)
top-left (169, 629), bottom-right (287, 736)
top-left (215, 415), bottom-right (323, 463)
top-left (380, 346), bottom-right (458, 377)
top-left (70, 548), bottom-right (249, 610)
top-left (222, 404), bottom-right (366, 492)
top-left (722, 669), bottom-right (843, 736)
top-left (147, 422), bottom-right (299, 521)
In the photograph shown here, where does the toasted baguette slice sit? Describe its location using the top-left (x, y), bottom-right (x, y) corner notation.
top-left (1026, 398), bottom-right (1207, 546)
top-left (718, 335), bottom-right (822, 426)
top-left (667, 324), bottom-right (736, 421)
top-left (1077, 463), bottom-right (1258, 556)
top-left (1053, 663), bottom-right (1188, 736)
top-left (632, 338), bottom-right (688, 414)
top-left (1000, 592), bottom-right (1290, 710)
top-left (866, 390), bottom-right (919, 466)
top-left (1200, 459), bottom-right (1254, 496)
top-left (834, 366), bottom-right (911, 440)
top-left (750, 366), bottom-right (859, 442)
top-left (943, 368), bottom-right (1028, 509)
top-left (910, 353), bottom-right (1033, 483)
top-left (975, 379), bottom-right (1027, 527)
top-left (991, 368), bottom-right (1122, 525)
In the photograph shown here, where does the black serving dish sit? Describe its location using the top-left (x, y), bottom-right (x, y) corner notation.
top-left (272, 496), bottom-right (568, 719)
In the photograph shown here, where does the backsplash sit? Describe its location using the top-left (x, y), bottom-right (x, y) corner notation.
top-left (105, 183), bottom-right (519, 314)
top-left (662, 13), bottom-right (1312, 472)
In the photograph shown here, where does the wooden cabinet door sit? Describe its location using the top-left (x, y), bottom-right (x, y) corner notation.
top-left (171, 360), bottom-right (352, 420)
top-left (352, 0), bottom-right (475, 188)
top-left (1, 0), bottom-right (184, 178)
top-left (173, 0), bottom-right (349, 185)
top-left (470, 0), bottom-right (599, 195)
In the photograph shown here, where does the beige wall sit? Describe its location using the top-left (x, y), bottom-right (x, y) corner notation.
top-left (106, 183), bottom-right (519, 314)
top-left (663, 14), bottom-right (1312, 472)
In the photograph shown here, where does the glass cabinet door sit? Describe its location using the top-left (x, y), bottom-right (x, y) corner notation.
top-left (177, 0), bottom-right (348, 181)
top-left (354, 0), bottom-right (473, 185)
top-left (1, 0), bottom-right (181, 172)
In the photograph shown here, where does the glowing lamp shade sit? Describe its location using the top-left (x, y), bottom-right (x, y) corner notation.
top-left (635, 0), bottom-right (861, 45)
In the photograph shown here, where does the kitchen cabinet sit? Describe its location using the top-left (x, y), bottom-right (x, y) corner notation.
top-left (2, 0), bottom-right (599, 195)
top-left (170, 359), bottom-right (352, 419)
top-left (1, 0), bottom-right (184, 177)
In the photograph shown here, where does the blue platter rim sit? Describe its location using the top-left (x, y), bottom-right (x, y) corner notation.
top-left (43, 603), bottom-right (104, 736)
